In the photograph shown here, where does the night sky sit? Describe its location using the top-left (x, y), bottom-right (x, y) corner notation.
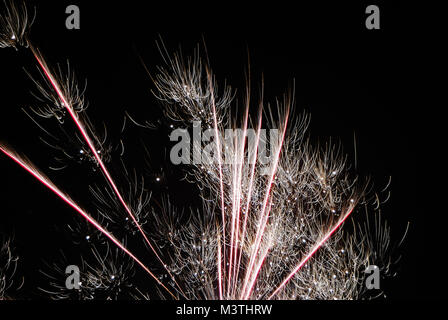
top-left (0, 0), bottom-right (437, 305)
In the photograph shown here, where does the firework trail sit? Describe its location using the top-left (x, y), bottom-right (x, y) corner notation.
top-left (0, 1), bottom-right (404, 300)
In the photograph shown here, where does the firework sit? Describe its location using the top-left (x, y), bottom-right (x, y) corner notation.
top-left (0, 2), bottom-right (405, 300)
top-left (0, 0), bottom-right (33, 49)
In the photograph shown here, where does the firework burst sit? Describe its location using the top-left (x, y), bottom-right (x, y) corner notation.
top-left (0, 2), bottom-right (405, 300)
top-left (0, 0), bottom-right (33, 49)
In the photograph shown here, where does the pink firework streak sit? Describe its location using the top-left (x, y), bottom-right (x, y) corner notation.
top-left (206, 68), bottom-right (226, 299)
top-left (267, 204), bottom-right (356, 299)
top-left (240, 108), bottom-right (290, 299)
top-left (0, 144), bottom-right (177, 299)
top-left (29, 45), bottom-right (185, 296)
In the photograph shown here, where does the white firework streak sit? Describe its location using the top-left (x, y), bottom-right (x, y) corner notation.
top-left (0, 236), bottom-right (23, 300)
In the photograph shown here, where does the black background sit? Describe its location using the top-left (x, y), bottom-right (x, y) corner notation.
top-left (0, 0), bottom-right (438, 308)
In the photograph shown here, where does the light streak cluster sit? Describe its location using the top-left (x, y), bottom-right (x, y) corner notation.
top-left (0, 236), bottom-right (22, 300)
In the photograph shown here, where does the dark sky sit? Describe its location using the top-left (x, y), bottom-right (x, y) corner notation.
top-left (0, 0), bottom-right (434, 303)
